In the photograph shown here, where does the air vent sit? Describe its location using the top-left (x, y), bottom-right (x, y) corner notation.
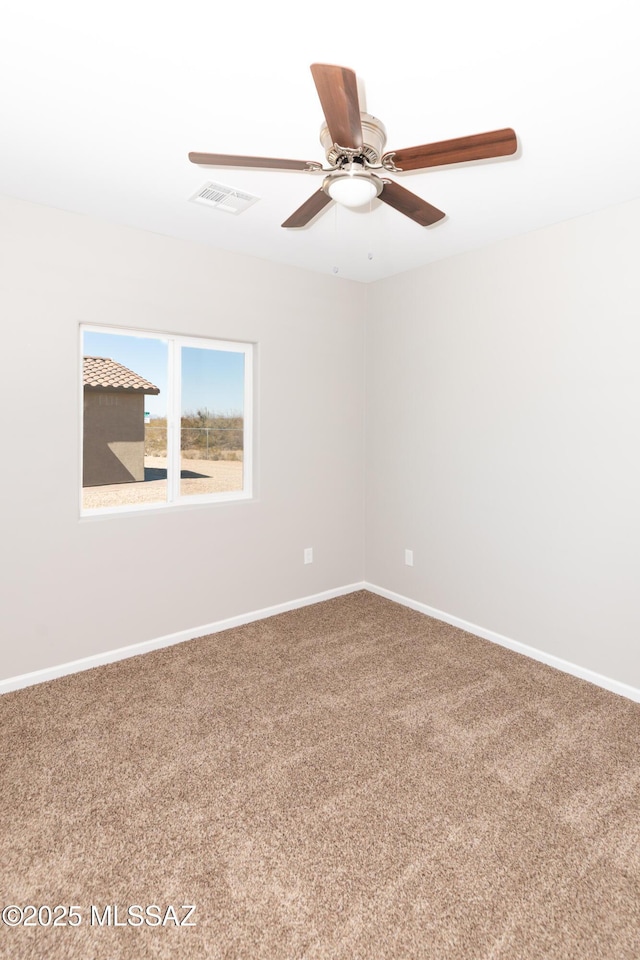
top-left (189, 181), bottom-right (259, 215)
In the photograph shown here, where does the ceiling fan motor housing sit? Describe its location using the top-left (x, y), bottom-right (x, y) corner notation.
top-left (320, 113), bottom-right (388, 167)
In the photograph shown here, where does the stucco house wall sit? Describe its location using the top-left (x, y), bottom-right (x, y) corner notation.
top-left (83, 390), bottom-right (146, 485)
top-left (82, 356), bottom-right (160, 487)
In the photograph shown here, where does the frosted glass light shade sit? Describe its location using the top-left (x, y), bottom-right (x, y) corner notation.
top-left (327, 174), bottom-right (378, 208)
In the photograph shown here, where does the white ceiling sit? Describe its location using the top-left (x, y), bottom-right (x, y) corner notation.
top-left (2, 1), bottom-right (639, 283)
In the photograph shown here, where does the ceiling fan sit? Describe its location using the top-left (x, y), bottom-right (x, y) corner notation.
top-left (189, 63), bottom-right (518, 229)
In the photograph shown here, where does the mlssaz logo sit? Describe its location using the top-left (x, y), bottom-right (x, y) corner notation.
top-left (90, 904), bottom-right (196, 927)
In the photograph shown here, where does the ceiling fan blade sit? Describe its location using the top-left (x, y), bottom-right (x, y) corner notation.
top-left (385, 128), bottom-right (517, 172)
top-left (379, 180), bottom-right (445, 226)
top-left (310, 63), bottom-right (363, 150)
top-left (188, 152), bottom-right (321, 172)
top-left (281, 188), bottom-right (333, 228)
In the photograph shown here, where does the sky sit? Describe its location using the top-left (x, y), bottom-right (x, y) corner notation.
top-left (83, 329), bottom-right (245, 418)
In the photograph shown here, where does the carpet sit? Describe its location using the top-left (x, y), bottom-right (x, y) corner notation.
top-left (1, 590), bottom-right (638, 959)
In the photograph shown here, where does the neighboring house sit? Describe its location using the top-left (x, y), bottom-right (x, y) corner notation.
top-left (83, 356), bottom-right (160, 486)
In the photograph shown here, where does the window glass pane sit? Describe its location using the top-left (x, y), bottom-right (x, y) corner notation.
top-left (81, 328), bottom-right (251, 514)
top-left (180, 346), bottom-right (245, 498)
top-left (82, 330), bottom-right (168, 510)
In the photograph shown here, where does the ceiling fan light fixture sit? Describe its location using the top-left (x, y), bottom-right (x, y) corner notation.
top-left (325, 168), bottom-right (381, 208)
top-left (189, 63), bottom-right (518, 229)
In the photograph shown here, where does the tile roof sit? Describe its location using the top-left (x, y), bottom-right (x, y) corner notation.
top-left (83, 356), bottom-right (160, 394)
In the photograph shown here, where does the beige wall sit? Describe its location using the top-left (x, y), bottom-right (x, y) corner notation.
top-left (2, 189), bottom-right (639, 693)
top-left (365, 197), bottom-right (640, 689)
top-left (83, 390), bottom-right (145, 485)
top-left (0, 193), bottom-right (366, 680)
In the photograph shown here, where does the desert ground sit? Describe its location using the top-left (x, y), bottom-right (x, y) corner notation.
top-left (82, 456), bottom-right (243, 509)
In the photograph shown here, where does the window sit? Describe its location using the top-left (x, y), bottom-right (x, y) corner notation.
top-left (81, 325), bottom-right (253, 514)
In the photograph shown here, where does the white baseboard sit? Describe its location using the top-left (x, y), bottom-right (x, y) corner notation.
top-left (4, 580), bottom-right (639, 705)
top-left (0, 582), bottom-right (366, 695)
top-left (365, 582), bottom-right (640, 704)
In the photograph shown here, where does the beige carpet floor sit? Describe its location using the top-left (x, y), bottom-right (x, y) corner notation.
top-left (1, 590), bottom-right (639, 959)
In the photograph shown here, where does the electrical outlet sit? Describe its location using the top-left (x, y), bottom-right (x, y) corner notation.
top-left (304, 547), bottom-right (313, 564)
top-left (405, 549), bottom-right (414, 567)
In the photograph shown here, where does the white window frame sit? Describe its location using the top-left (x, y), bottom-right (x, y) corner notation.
top-left (80, 324), bottom-right (254, 517)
